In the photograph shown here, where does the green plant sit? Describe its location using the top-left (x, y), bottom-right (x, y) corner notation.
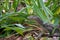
top-left (24, 0), bottom-right (60, 32)
top-left (0, 0), bottom-right (28, 37)
top-left (0, 0), bottom-right (60, 40)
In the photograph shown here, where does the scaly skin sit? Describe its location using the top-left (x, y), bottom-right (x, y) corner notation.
top-left (28, 16), bottom-right (60, 34)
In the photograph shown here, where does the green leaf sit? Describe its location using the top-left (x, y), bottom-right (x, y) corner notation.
top-left (0, 7), bottom-right (26, 22)
top-left (13, 0), bottom-right (19, 12)
top-left (39, 0), bottom-right (53, 23)
top-left (4, 27), bottom-right (25, 35)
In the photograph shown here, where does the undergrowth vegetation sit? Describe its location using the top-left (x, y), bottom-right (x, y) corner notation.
top-left (0, 0), bottom-right (60, 40)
